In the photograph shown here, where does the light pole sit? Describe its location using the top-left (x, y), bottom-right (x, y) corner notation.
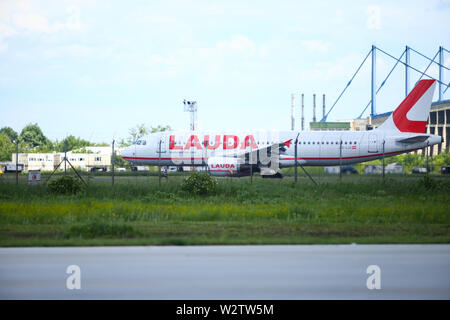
top-left (382, 140), bottom-right (385, 183)
top-left (158, 139), bottom-right (161, 187)
top-left (15, 140), bottom-right (18, 185)
top-left (112, 139), bottom-right (115, 187)
top-left (294, 133), bottom-right (300, 183)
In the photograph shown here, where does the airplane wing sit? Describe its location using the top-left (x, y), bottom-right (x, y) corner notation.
top-left (224, 139), bottom-right (293, 164)
top-left (396, 135), bottom-right (429, 144)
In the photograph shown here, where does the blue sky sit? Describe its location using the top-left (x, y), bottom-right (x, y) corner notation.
top-left (1, 0), bottom-right (449, 143)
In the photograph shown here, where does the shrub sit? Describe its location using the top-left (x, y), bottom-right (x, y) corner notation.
top-left (47, 175), bottom-right (84, 195)
top-left (420, 175), bottom-right (436, 190)
top-left (66, 221), bottom-right (140, 238)
top-left (181, 172), bottom-right (217, 195)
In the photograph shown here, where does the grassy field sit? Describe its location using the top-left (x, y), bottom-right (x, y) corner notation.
top-left (0, 172), bottom-right (449, 246)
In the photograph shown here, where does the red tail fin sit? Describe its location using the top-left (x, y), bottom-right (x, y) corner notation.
top-left (377, 79), bottom-right (436, 133)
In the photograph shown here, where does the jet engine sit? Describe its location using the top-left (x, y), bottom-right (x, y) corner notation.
top-left (207, 157), bottom-right (254, 177)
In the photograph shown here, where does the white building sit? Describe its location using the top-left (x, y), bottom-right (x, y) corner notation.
top-left (12, 148), bottom-right (116, 172)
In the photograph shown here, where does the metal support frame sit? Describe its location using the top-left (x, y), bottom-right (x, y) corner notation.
top-left (405, 45), bottom-right (410, 97)
top-left (359, 48), bottom-right (406, 119)
top-left (300, 165), bottom-right (317, 186)
top-left (371, 45), bottom-right (376, 117)
top-left (45, 156), bottom-right (87, 186)
top-left (324, 45), bottom-right (449, 121)
top-left (292, 132), bottom-right (316, 185)
top-left (439, 46), bottom-right (443, 101)
top-left (376, 47), bottom-right (449, 88)
top-left (417, 50), bottom-right (439, 84)
top-left (320, 48), bottom-right (372, 122)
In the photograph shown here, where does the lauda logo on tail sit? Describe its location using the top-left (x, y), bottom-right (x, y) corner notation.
top-left (378, 79), bottom-right (436, 133)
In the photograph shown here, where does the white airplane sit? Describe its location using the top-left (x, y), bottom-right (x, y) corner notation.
top-left (122, 79), bottom-right (442, 178)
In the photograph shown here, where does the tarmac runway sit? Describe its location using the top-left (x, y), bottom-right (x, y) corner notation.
top-left (0, 245), bottom-right (449, 299)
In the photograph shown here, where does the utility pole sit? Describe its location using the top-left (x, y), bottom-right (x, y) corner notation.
top-left (291, 94), bottom-right (295, 131)
top-left (294, 133), bottom-right (300, 183)
top-left (382, 140), bottom-right (385, 183)
top-left (15, 140), bottom-right (18, 185)
top-left (301, 94), bottom-right (305, 131)
top-left (158, 139), bottom-right (161, 187)
top-left (249, 151), bottom-right (253, 184)
top-left (339, 140), bottom-right (342, 182)
top-left (313, 94), bottom-right (316, 122)
top-left (112, 139), bottom-right (115, 186)
top-left (322, 94), bottom-right (326, 119)
top-left (64, 140), bottom-right (67, 176)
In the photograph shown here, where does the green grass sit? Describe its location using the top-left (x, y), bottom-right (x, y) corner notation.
top-left (0, 174), bottom-right (449, 246)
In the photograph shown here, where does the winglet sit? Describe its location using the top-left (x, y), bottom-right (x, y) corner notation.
top-left (283, 139), bottom-right (293, 148)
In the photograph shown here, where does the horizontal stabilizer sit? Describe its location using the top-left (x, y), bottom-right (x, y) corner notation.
top-left (396, 135), bottom-right (429, 144)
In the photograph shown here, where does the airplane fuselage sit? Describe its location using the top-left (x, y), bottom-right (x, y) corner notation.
top-left (121, 130), bottom-right (442, 167)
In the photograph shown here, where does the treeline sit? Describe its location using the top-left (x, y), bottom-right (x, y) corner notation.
top-left (3, 124), bottom-right (447, 170)
top-left (0, 123), bottom-right (171, 162)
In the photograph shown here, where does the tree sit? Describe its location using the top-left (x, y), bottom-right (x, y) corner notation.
top-left (126, 124), bottom-right (149, 145)
top-left (0, 133), bottom-right (15, 161)
top-left (19, 123), bottom-right (51, 151)
top-left (150, 125), bottom-right (171, 133)
top-left (55, 135), bottom-right (92, 152)
top-left (124, 124), bottom-right (172, 146)
top-left (112, 152), bottom-right (130, 169)
top-left (432, 151), bottom-right (450, 170)
top-left (0, 127), bottom-right (18, 143)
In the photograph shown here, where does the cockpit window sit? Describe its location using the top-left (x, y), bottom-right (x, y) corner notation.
top-left (134, 139), bottom-right (147, 145)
